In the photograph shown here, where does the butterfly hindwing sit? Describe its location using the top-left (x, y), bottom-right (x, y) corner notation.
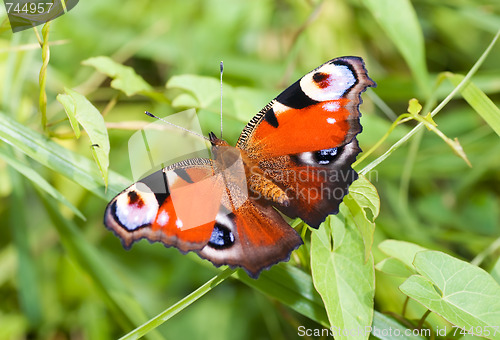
top-left (197, 199), bottom-right (303, 278)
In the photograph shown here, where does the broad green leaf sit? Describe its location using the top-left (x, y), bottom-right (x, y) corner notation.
top-left (329, 214), bottom-right (346, 251)
top-left (57, 93), bottom-right (81, 138)
top-left (167, 74), bottom-right (222, 109)
top-left (82, 56), bottom-right (153, 96)
top-left (0, 111), bottom-right (128, 201)
top-left (343, 176), bottom-right (379, 260)
top-left (375, 258), bottom-right (415, 278)
top-left (311, 204), bottom-right (375, 340)
top-left (363, 0), bottom-right (429, 95)
top-left (448, 74), bottom-right (500, 137)
top-left (372, 311), bottom-right (427, 340)
top-left (491, 257), bottom-right (500, 285)
top-left (171, 93), bottom-right (199, 108)
top-left (0, 148), bottom-right (85, 220)
top-left (348, 175), bottom-right (380, 220)
top-left (57, 88), bottom-right (110, 187)
top-left (378, 240), bottom-right (427, 269)
top-left (236, 264), bottom-right (329, 327)
top-left (167, 74), bottom-right (236, 114)
top-left (400, 251), bottom-right (500, 339)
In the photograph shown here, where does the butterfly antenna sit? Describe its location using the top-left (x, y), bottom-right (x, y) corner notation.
top-left (220, 61), bottom-right (224, 139)
top-left (144, 111), bottom-right (210, 141)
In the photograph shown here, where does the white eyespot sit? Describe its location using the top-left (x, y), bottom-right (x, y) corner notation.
top-left (176, 219), bottom-right (183, 229)
top-left (323, 102), bottom-right (340, 112)
top-left (327, 117), bottom-right (336, 124)
top-left (272, 101), bottom-right (290, 115)
top-left (300, 64), bottom-right (356, 101)
top-left (297, 152), bottom-right (315, 165)
top-left (114, 183), bottom-right (159, 231)
top-left (157, 211), bottom-right (170, 226)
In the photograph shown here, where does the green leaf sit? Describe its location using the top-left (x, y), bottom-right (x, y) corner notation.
top-left (372, 311), bottom-right (427, 339)
top-left (57, 88), bottom-right (110, 187)
top-left (82, 56), bottom-right (153, 96)
top-left (0, 148), bottom-right (85, 220)
top-left (311, 204), bottom-right (375, 340)
top-left (362, 0), bottom-right (429, 95)
top-left (348, 175), bottom-right (380, 220)
top-left (343, 175), bottom-right (380, 260)
top-left (448, 74), bottom-right (500, 137)
top-left (407, 98), bottom-right (422, 115)
top-left (491, 257), bottom-right (500, 285)
top-left (375, 258), bottom-right (415, 278)
top-left (400, 251), bottom-right (500, 339)
top-left (56, 91), bottom-right (81, 138)
top-left (378, 240), bottom-right (427, 269)
top-left (0, 111), bottom-right (128, 201)
top-left (167, 74), bottom-right (224, 109)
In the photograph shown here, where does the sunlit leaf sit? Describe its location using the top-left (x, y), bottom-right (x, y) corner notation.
top-left (311, 204), bottom-right (375, 340)
top-left (57, 88), bottom-right (110, 186)
top-left (378, 240), bottom-right (428, 269)
top-left (82, 56), bottom-right (153, 96)
top-left (375, 258), bottom-right (415, 278)
top-left (400, 251), bottom-right (500, 339)
top-left (343, 175), bottom-right (379, 260)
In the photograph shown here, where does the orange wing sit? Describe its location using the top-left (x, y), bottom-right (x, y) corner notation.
top-left (104, 154), bottom-right (303, 278)
top-left (237, 56), bottom-right (375, 158)
top-left (237, 56), bottom-right (375, 227)
top-left (104, 159), bottom-right (218, 253)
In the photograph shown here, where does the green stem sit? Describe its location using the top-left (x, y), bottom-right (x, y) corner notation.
top-left (38, 22), bottom-right (51, 134)
top-left (119, 268), bottom-right (235, 340)
top-left (360, 29), bottom-right (500, 175)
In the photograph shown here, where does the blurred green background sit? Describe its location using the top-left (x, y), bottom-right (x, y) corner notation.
top-left (0, 0), bottom-right (499, 339)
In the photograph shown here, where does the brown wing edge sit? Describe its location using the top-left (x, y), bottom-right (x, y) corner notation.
top-left (195, 201), bottom-right (304, 279)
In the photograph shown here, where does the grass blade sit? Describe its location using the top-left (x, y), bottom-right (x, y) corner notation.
top-left (0, 111), bottom-right (129, 200)
top-left (0, 147), bottom-right (85, 220)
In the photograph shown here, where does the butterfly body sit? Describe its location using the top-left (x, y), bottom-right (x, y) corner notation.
top-left (104, 56), bottom-right (375, 278)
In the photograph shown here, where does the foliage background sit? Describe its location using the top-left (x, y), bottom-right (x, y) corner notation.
top-left (0, 0), bottom-right (499, 339)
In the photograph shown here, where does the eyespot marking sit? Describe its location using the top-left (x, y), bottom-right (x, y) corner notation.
top-left (207, 213), bottom-right (236, 249)
top-left (312, 72), bottom-right (330, 88)
top-left (114, 184), bottom-right (159, 231)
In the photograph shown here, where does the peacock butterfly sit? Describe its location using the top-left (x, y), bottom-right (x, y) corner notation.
top-left (104, 56), bottom-right (375, 278)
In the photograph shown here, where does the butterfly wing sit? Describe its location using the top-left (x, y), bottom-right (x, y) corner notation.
top-left (238, 56), bottom-right (375, 227)
top-left (104, 159), bottom-right (219, 253)
top-left (197, 199), bottom-right (303, 279)
top-left (104, 155), bottom-right (303, 278)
